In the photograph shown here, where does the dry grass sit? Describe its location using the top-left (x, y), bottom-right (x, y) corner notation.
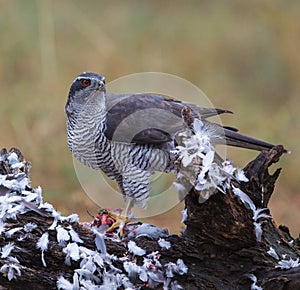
top-left (0, 1), bottom-right (299, 235)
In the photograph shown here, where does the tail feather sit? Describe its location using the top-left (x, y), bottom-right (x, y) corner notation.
top-left (223, 127), bottom-right (286, 152)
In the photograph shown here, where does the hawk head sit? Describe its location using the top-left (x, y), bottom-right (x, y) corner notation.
top-left (65, 72), bottom-right (106, 117)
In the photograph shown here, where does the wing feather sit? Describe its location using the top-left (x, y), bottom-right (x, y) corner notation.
top-left (105, 93), bottom-right (230, 144)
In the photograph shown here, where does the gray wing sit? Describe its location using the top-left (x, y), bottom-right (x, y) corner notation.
top-left (105, 93), bottom-right (230, 145)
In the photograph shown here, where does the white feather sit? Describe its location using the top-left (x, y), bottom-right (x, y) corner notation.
top-left (36, 232), bottom-right (49, 251)
top-left (56, 225), bottom-right (70, 244)
top-left (158, 238), bottom-right (171, 250)
top-left (1, 242), bottom-right (14, 258)
top-left (127, 240), bottom-right (146, 256)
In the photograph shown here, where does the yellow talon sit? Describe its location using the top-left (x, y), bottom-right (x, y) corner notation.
top-left (105, 198), bottom-right (135, 236)
top-left (105, 212), bottom-right (133, 236)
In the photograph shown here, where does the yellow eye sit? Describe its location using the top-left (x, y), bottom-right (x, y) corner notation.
top-left (81, 79), bottom-right (91, 87)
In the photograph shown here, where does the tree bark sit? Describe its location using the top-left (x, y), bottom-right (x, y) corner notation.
top-left (0, 145), bottom-right (299, 290)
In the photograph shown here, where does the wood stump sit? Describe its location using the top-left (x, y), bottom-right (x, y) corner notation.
top-left (0, 146), bottom-right (299, 290)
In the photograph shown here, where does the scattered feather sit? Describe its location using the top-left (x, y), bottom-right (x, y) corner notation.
top-left (0, 263), bottom-right (21, 281)
top-left (253, 208), bottom-right (272, 221)
top-left (60, 213), bottom-right (79, 223)
top-left (246, 274), bottom-right (263, 290)
top-left (73, 273), bottom-right (80, 290)
top-left (171, 281), bottom-right (184, 290)
top-left (93, 253), bottom-right (104, 268)
top-left (36, 232), bottom-right (49, 267)
top-left (267, 247), bottom-right (279, 260)
top-left (222, 160), bottom-right (235, 175)
top-left (57, 276), bottom-right (73, 290)
top-left (181, 209), bottom-right (188, 223)
top-left (158, 238), bottom-right (171, 250)
top-left (41, 251), bottom-right (47, 267)
top-left (93, 229), bottom-right (107, 255)
top-left (23, 222), bottom-right (37, 233)
top-left (175, 259), bottom-right (188, 275)
top-left (81, 280), bottom-right (99, 290)
top-left (80, 256), bottom-right (96, 273)
top-left (148, 270), bottom-right (165, 286)
top-left (7, 152), bottom-right (19, 165)
top-left (48, 218), bottom-right (58, 231)
top-left (34, 186), bottom-right (43, 205)
top-left (5, 227), bottom-right (22, 238)
top-left (39, 202), bottom-right (55, 213)
top-left (276, 257), bottom-right (300, 269)
top-left (7, 204), bottom-right (25, 220)
top-left (56, 225), bottom-right (70, 245)
top-left (1, 242), bottom-right (14, 258)
top-left (235, 169), bottom-right (249, 182)
top-left (129, 223), bottom-right (168, 239)
top-left (11, 162), bottom-right (24, 169)
top-left (232, 186), bottom-right (256, 212)
top-left (123, 261), bottom-right (141, 279)
top-left (17, 235), bottom-right (26, 242)
top-left (128, 240), bottom-right (146, 256)
top-left (139, 268), bottom-right (148, 282)
top-left (78, 246), bottom-right (95, 257)
top-left (7, 256), bottom-right (20, 263)
top-left (63, 243), bottom-right (80, 265)
top-left (165, 262), bottom-right (176, 278)
top-left (75, 268), bottom-right (100, 283)
top-left (36, 232), bottom-right (49, 251)
top-left (253, 222), bottom-right (263, 242)
top-left (68, 226), bottom-right (83, 243)
top-left (22, 190), bottom-right (38, 202)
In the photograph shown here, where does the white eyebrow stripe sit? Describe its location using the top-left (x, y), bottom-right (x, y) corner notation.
top-left (73, 76), bottom-right (105, 83)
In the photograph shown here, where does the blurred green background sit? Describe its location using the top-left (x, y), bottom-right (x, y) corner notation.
top-left (1, 1), bottom-right (299, 235)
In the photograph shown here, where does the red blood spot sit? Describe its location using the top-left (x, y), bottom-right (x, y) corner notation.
top-left (101, 214), bottom-right (108, 225)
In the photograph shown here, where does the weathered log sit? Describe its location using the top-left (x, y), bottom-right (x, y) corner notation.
top-left (181, 145), bottom-right (300, 289)
top-left (0, 143), bottom-right (299, 290)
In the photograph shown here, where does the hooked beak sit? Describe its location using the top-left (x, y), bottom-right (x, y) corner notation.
top-left (98, 80), bottom-right (105, 91)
